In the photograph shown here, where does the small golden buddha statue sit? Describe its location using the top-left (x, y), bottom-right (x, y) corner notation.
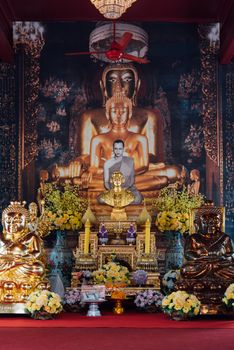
top-left (0, 201), bottom-right (49, 304)
top-left (99, 171), bottom-right (135, 221)
top-left (99, 171), bottom-right (135, 208)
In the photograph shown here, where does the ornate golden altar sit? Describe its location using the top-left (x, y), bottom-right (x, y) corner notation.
top-left (71, 215), bottom-right (160, 290)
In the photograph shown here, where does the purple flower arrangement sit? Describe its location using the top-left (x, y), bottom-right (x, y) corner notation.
top-left (63, 288), bottom-right (81, 305)
top-left (134, 290), bottom-right (164, 312)
top-left (132, 270), bottom-right (148, 286)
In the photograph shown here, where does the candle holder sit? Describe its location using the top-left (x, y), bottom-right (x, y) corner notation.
top-left (111, 222), bottom-right (125, 245)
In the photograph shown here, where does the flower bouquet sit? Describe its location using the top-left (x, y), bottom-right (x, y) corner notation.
top-left (162, 290), bottom-right (201, 320)
top-left (222, 283), bottom-right (234, 310)
top-left (132, 270), bottom-right (148, 286)
top-left (134, 290), bottom-right (164, 313)
top-left (44, 182), bottom-right (87, 231)
top-left (63, 288), bottom-right (83, 312)
top-left (153, 187), bottom-right (204, 234)
top-left (25, 290), bottom-right (63, 319)
top-left (92, 261), bottom-right (130, 288)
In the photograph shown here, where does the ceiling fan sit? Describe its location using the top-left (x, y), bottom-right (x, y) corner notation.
top-left (65, 21), bottom-right (149, 64)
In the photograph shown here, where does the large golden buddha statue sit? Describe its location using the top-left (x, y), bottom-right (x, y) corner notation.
top-left (0, 202), bottom-right (49, 304)
top-left (74, 63), bottom-right (165, 162)
top-left (177, 211), bottom-right (234, 312)
top-left (55, 82), bottom-right (183, 193)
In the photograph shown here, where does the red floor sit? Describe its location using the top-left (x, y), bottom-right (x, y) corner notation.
top-left (0, 312), bottom-right (233, 329)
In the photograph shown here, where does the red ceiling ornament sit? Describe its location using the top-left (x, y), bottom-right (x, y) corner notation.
top-left (90, 0), bottom-right (138, 19)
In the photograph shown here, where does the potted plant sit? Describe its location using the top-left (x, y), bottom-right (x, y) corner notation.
top-left (222, 283), bottom-right (234, 310)
top-left (161, 290), bottom-right (201, 320)
top-left (134, 290), bottom-right (164, 312)
top-left (25, 290), bottom-right (63, 319)
top-left (153, 187), bottom-right (204, 271)
top-left (63, 288), bottom-right (83, 312)
top-left (92, 261), bottom-right (130, 288)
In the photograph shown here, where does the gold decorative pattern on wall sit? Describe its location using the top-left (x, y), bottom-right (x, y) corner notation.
top-left (198, 24), bottom-right (219, 164)
top-left (13, 22), bottom-right (45, 168)
top-left (224, 68), bottom-right (234, 224)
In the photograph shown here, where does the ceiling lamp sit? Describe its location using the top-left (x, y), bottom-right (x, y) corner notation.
top-left (90, 0), bottom-right (138, 19)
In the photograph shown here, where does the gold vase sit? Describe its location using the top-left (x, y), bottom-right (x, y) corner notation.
top-left (113, 299), bottom-right (124, 315)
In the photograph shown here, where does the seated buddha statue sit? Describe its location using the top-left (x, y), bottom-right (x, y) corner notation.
top-left (187, 169), bottom-right (200, 196)
top-left (55, 84), bottom-right (183, 192)
top-left (99, 171), bottom-right (136, 208)
top-left (181, 213), bottom-right (234, 280)
top-left (72, 63), bottom-right (165, 162)
top-left (177, 211), bottom-right (234, 310)
top-left (0, 201), bottom-right (49, 303)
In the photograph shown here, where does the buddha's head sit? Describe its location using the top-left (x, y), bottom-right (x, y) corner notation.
top-left (110, 171), bottom-right (125, 188)
top-left (29, 202), bottom-right (38, 221)
top-left (190, 169), bottom-right (200, 181)
top-left (106, 86), bottom-right (132, 127)
top-left (39, 169), bottom-right (49, 183)
top-left (100, 63), bottom-right (140, 106)
top-left (2, 202), bottom-right (29, 239)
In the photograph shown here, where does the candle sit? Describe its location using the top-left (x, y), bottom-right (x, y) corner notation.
top-left (144, 218), bottom-right (151, 254)
top-left (84, 219), bottom-right (91, 254)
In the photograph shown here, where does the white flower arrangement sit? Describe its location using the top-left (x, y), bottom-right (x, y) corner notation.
top-left (25, 290), bottom-right (63, 319)
top-left (222, 283), bottom-right (234, 308)
top-left (162, 290), bottom-right (201, 318)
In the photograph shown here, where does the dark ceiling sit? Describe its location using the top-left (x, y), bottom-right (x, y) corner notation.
top-left (0, 0), bottom-right (234, 63)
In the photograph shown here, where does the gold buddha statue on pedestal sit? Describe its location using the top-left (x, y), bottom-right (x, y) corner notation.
top-left (99, 171), bottom-right (135, 221)
top-left (0, 202), bottom-right (49, 306)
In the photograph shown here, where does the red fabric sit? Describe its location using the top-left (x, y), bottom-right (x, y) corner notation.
top-left (0, 312), bottom-right (233, 328)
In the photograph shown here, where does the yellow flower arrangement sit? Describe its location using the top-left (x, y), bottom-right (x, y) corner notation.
top-left (222, 283), bottom-right (234, 308)
top-left (153, 187), bottom-right (204, 234)
top-left (93, 261), bottom-right (130, 287)
top-left (162, 290), bottom-right (201, 318)
top-left (25, 290), bottom-right (63, 319)
top-left (44, 183), bottom-right (87, 230)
